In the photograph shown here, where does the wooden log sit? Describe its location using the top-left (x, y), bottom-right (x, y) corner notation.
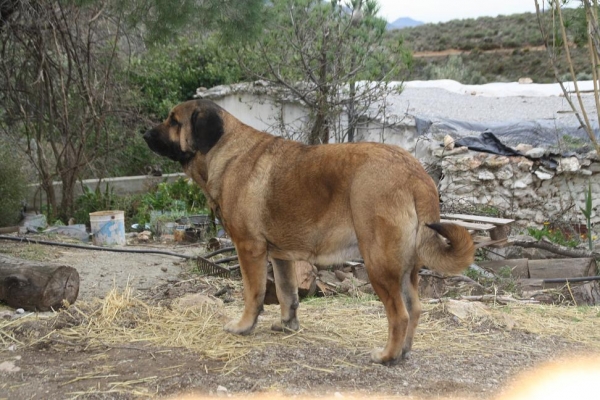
top-left (479, 259), bottom-right (530, 278)
top-left (295, 261), bottom-right (317, 298)
top-left (263, 261), bottom-right (317, 305)
top-left (520, 278), bottom-right (600, 305)
top-left (0, 255), bottom-right (79, 311)
top-left (528, 258), bottom-right (596, 280)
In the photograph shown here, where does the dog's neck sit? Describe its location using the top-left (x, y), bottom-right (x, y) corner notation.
top-left (186, 112), bottom-right (273, 207)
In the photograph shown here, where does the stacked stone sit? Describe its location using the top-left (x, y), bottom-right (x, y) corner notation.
top-left (436, 142), bottom-right (600, 228)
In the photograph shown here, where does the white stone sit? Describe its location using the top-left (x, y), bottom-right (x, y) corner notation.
top-left (496, 166), bottom-right (514, 180)
top-left (517, 159), bottom-right (534, 171)
top-left (434, 146), bottom-right (469, 158)
top-left (534, 211), bottom-right (546, 224)
top-left (216, 386), bottom-right (228, 397)
top-left (443, 135), bottom-right (455, 150)
top-left (513, 174), bottom-right (533, 189)
top-left (0, 361), bottom-right (20, 373)
top-left (526, 148), bottom-right (546, 158)
top-left (15, 308), bottom-right (24, 315)
top-left (478, 170), bottom-right (495, 181)
top-left (518, 77), bottom-right (533, 84)
top-left (578, 169), bottom-right (593, 176)
top-left (534, 169), bottom-right (554, 180)
top-left (589, 163), bottom-right (600, 173)
top-left (557, 157), bottom-right (580, 173)
top-left (516, 143), bottom-right (533, 153)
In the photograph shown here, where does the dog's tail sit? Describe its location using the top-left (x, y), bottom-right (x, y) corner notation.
top-left (417, 222), bottom-right (475, 275)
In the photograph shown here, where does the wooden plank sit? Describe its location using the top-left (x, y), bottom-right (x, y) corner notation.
top-left (479, 259), bottom-right (529, 278)
top-left (440, 219), bottom-right (496, 231)
top-left (528, 258), bottom-right (596, 280)
top-left (441, 213), bottom-right (515, 226)
top-left (473, 237), bottom-right (508, 249)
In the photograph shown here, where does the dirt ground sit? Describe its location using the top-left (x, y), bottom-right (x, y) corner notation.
top-left (1, 239), bottom-right (599, 400)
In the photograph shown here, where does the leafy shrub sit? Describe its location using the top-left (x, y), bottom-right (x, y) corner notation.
top-left (527, 225), bottom-right (579, 248)
top-left (73, 177), bottom-right (207, 229)
top-left (134, 177), bottom-right (207, 225)
top-left (424, 55), bottom-right (488, 84)
top-left (129, 35), bottom-right (243, 120)
top-left (0, 148), bottom-right (27, 226)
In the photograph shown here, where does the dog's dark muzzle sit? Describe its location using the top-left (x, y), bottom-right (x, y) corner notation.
top-left (142, 127), bottom-right (195, 165)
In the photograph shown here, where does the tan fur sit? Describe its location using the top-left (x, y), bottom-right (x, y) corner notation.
top-left (144, 99), bottom-right (475, 364)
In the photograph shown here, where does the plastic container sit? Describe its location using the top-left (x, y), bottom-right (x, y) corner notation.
top-left (89, 210), bottom-right (126, 246)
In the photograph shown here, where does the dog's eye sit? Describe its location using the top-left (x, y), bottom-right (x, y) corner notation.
top-left (169, 115), bottom-right (180, 127)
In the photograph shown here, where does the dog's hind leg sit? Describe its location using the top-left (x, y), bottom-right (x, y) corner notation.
top-left (401, 265), bottom-right (422, 360)
top-left (224, 240), bottom-right (268, 335)
top-left (357, 217), bottom-right (412, 365)
top-left (270, 258), bottom-right (300, 332)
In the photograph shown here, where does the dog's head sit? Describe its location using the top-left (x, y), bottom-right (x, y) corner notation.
top-left (143, 99), bottom-right (225, 165)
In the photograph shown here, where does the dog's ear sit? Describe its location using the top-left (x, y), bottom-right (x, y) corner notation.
top-left (191, 103), bottom-right (224, 154)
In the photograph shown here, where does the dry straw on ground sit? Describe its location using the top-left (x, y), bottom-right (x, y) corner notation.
top-left (1, 284), bottom-right (600, 373)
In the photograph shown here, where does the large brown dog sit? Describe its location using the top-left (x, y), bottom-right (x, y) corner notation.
top-left (143, 99), bottom-right (475, 364)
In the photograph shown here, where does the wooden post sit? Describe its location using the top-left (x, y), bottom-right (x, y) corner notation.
top-left (0, 255), bottom-right (79, 311)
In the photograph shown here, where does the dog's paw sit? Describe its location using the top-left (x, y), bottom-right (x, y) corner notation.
top-left (271, 318), bottom-right (300, 332)
top-left (224, 320), bottom-right (255, 335)
top-left (370, 348), bottom-right (401, 366)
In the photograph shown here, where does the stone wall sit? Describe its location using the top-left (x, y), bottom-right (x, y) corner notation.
top-left (437, 144), bottom-right (600, 228)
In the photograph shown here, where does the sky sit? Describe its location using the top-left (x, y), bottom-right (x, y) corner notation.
top-left (376, 0), bottom-right (575, 24)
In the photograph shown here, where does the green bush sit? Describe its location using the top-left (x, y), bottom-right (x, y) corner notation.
top-left (0, 148), bottom-right (27, 226)
top-left (135, 177), bottom-right (207, 224)
top-left (424, 55), bottom-right (488, 84)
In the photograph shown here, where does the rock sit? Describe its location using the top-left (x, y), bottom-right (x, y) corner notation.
top-left (557, 157), bottom-right (580, 173)
top-left (478, 170), bottom-right (495, 181)
top-left (443, 135), bottom-right (455, 150)
top-left (433, 146), bottom-right (469, 158)
top-left (483, 155), bottom-right (510, 168)
top-left (534, 168), bottom-right (554, 180)
top-left (15, 308), bottom-right (24, 315)
top-left (216, 385), bottom-right (228, 397)
top-left (173, 293), bottom-right (223, 311)
top-left (445, 299), bottom-right (490, 320)
top-left (161, 267), bottom-right (168, 272)
top-left (515, 143), bottom-right (533, 153)
top-left (526, 147), bottom-right (546, 159)
top-left (579, 169), bottom-right (593, 176)
top-left (517, 158), bottom-right (534, 171)
top-left (518, 77), bottom-right (533, 84)
top-left (534, 211), bottom-right (546, 224)
top-left (588, 163), bottom-right (600, 173)
top-left (585, 150), bottom-right (599, 160)
top-left (0, 360), bottom-right (20, 373)
top-left (496, 166), bottom-right (514, 180)
top-left (512, 174), bottom-right (533, 189)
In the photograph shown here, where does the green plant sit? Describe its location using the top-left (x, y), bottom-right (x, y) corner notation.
top-left (74, 184), bottom-right (116, 225)
top-left (134, 177), bottom-right (208, 225)
top-left (580, 181), bottom-right (594, 250)
top-left (0, 147), bottom-right (27, 227)
top-left (527, 225), bottom-right (580, 248)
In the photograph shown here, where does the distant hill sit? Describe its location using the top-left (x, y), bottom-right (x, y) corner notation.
top-left (385, 9), bottom-right (591, 84)
top-left (387, 17), bottom-right (424, 30)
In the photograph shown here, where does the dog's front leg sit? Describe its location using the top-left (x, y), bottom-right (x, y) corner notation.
top-left (270, 258), bottom-right (300, 332)
top-left (224, 240), bottom-right (268, 335)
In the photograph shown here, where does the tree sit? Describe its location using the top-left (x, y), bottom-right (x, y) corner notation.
top-left (237, 0), bottom-right (412, 144)
top-left (0, 0), bottom-right (265, 222)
